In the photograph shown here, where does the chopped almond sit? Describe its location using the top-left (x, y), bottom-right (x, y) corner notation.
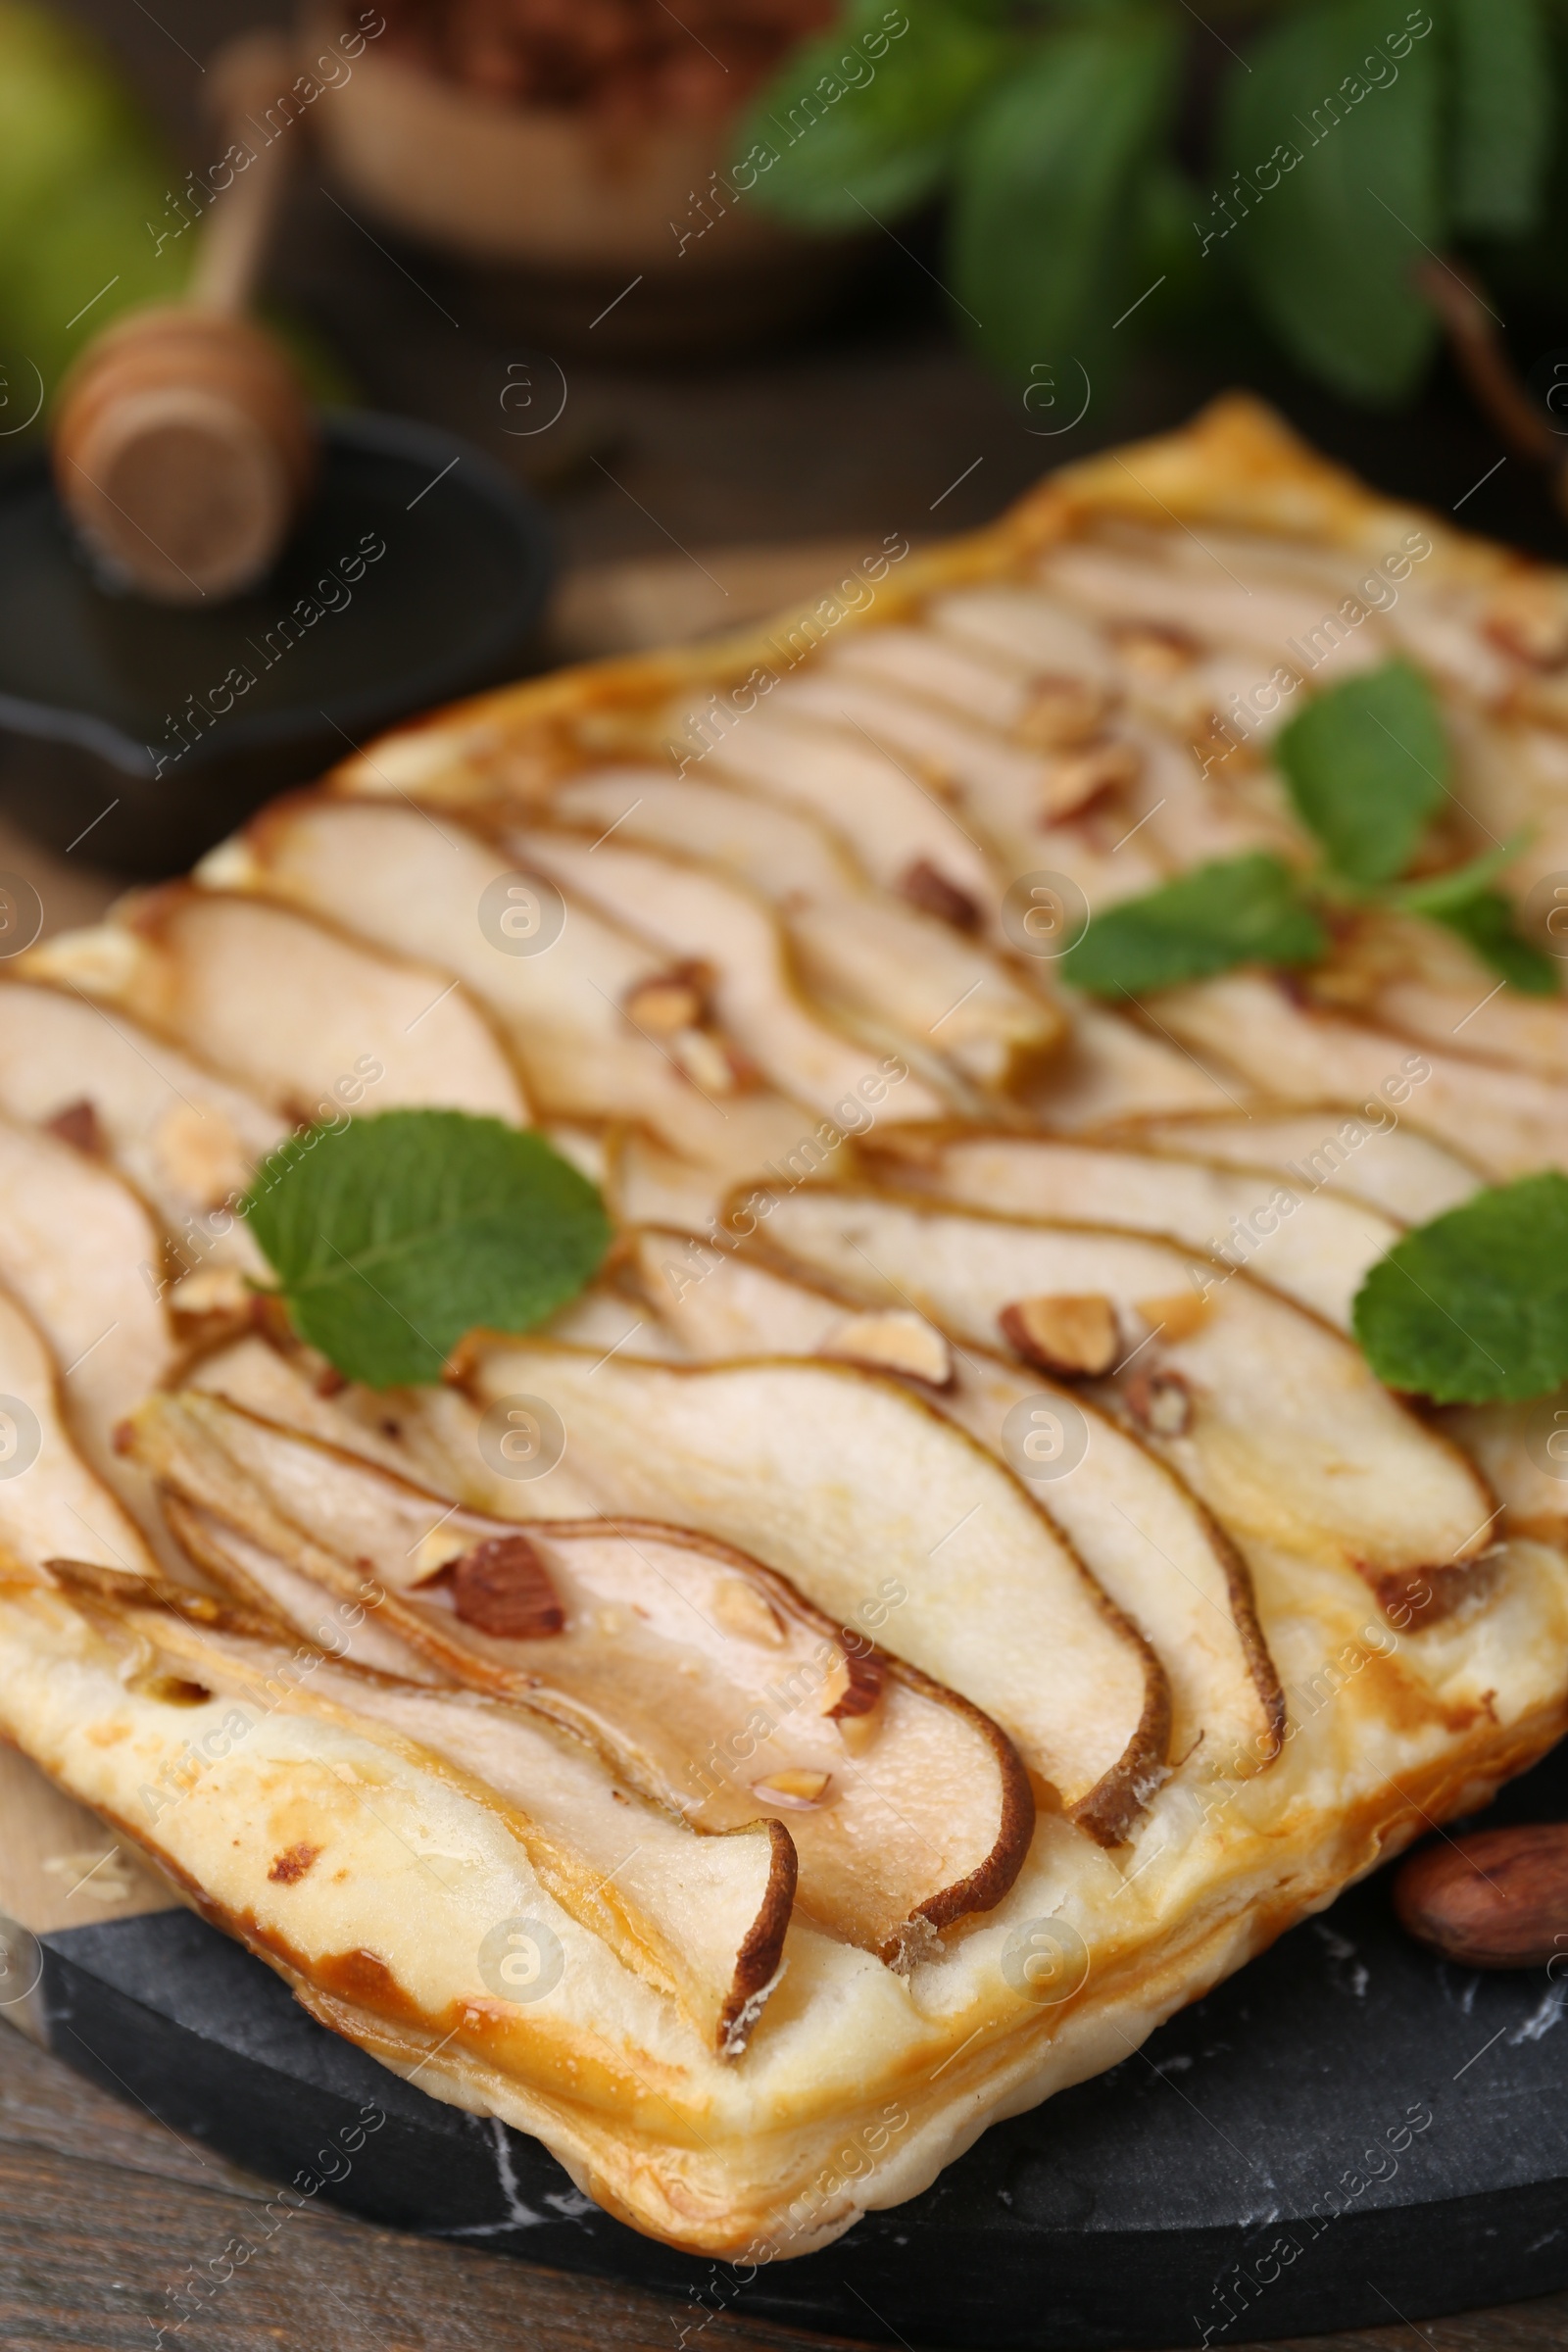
top-left (820, 1646), bottom-right (884, 1719)
top-left (625, 966), bottom-right (710, 1036)
top-left (753, 1768), bottom-right (833, 1810)
top-left (1135, 1291), bottom-right (1211, 1343)
top-left (712, 1576), bottom-right (787, 1647)
top-left (1109, 620), bottom-right (1200, 675)
top-left (1014, 676), bottom-right (1112, 749)
top-left (670, 1026), bottom-right (739, 1097)
top-left (449, 1533), bottom-right (565, 1640)
top-left (836, 1710), bottom-right (881, 1756)
top-left (170, 1266), bottom-right (251, 1320)
top-left (899, 858), bottom-right (981, 932)
top-left (1124, 1368), bottom-right (1194, 1438)
top-left (1485, 575), bottom-right (1568, 668)
top-left (45, 1098), bottom-right (104, 1156)
top-left (1039, 737), bottom-right (1141, 823)
top-left (1001, 1293), bottom-right (1119, 1378)
top-left (819, 1309), bottom-right (954, 1391)
top-left (154, 1102), bottom-right (252, 1210)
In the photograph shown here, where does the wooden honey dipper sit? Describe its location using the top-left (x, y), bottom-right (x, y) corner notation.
top-left (52, 33), bottom-right (317, 605)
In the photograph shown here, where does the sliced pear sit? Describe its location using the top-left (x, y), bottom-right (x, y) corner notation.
top-left (740, 1186), bottom-right (1496, 1623)
top-left (772, 669), bottom-right (1053, 854)
top-left (1039, 538), bottom-right (1397, 664)
top-left (859, 1129), bottom-right (1402, 1333)
top-left (1030, 1001), bottom-right (1251, 1128)
top-left (204, 793), bottom-right (825, 1184)
top-left (0, 1285), bottom-right (155, 1577)
top-left (626, 1229), bottom-right (1283, 1776)
top-left (1325, 918), bottom-right (1568, 1084)
top-left (457, 1338), bottom-right (1168, 1843)
top-left (826, 623), bottom-right (1039, 731)
top-left (0, 1114), bottom-right (173, 1522)
top-left (1151, 974), bottom-right (1568, 1179)
top-left (131, 1391), bottom-right (1031, 1958)
top-left (925, 585), bottom-right (1119, 684)
top-left (702, 705), bottom-right (998, 915)
top-left (184, 1329), bottom-right (612, 1523)
top-left (1103, 1106), bottom-right (1482, 1224)
top-left (546, 771), bottom-right (1063, 1097)
top-left (511, 831), bottom-right (950, 1123)
top-left (0, 977), bottom-right (283, 1288)
top-left (24, 887), bottom-right (528, 1128)
top-left (41, 1562), bottom-right (796, 2056)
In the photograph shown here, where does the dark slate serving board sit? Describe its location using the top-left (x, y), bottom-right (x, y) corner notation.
top-left (28, 1737), bottom-right (1568, 2351)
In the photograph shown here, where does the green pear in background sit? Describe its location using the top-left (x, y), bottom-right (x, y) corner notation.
top-left (0, 1), bottom-right (193, 423)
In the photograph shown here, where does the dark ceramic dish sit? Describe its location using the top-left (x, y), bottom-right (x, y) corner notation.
top-left (0, 409), bottom-right (552, 876)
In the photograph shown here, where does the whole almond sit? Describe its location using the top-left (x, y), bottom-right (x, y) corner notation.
top-left (449, 1533), bottom-right (564, 1641)
top-left (1394, 1823), bottom-right (1568, 1969)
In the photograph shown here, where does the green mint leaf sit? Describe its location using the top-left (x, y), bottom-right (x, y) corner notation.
top-left (1061, 854), bottom-right (1327, 997)
top-left (1448, 0), bottom-right (1551, 238)
top-left (1430, 890), bottom-right (1561, 997)
top-left (1390, 833), bottom-right (1529, 915)
top-left (1353, 1172), bottom-right (1568, 1402)
top-left (736, 0), bottom-right (1008, 233)
top-left (1218, 0), bottom-right (1443, 405)
top-left (241, 1110), bottom-right (612, 1390)
top-left (1274, 660), bottom-right (1449, 886)
top-left (946, 11), bottom-right (1178, 386)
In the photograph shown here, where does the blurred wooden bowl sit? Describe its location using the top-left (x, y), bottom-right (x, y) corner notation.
top-left (305, 12), bottom-right (865, 356)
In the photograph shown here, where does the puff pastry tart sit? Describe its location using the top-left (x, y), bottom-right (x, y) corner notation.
top-left (5, 395), bottom-right (1568, 2262)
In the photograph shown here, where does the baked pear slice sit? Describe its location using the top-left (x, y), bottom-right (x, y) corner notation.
top-left (1102, 1107), bottom-right (1481, 1224)
top-left (626, 1229), bottom-right (1284, 1778)
top-left (202, 793), bottom-right (832, 1184)
top-left (698, 703), bottom-right (999, 917)
top-left (512, 830), bottom-right (950, 1123)
top-left (0, 1114), bottom-right (174, 1524)
top-left (127, 1391), bottom-right (1033, 1961)
top-left (859, 1127), bottom-right (1402, 1333)
top-left (28, 1562), bottom-right (798, 2059)
top-left (456, 1340), bottom-right (1169, 1844)
top-left (741, 1186), bottom-right (1496, 1625)
top-left (0, 979), bottom-right (285, 1301)
top-left (0, 1286), bottom-right (156, 1578)
top-left (546, 770), bottom-right (1062, 1097)
top-left (1148, 974), bottom-right (1568, 1179)
top-left (22, 887), bottom-right (529, 1127)
top-left (1031, 1001), bottom-right (1250, 1130)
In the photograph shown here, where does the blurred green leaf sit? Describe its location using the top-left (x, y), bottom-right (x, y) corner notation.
top-left (1062, 854), bottom-right (1326, 997)
top-left (736, 0), bottom-right (1010, 233)
top-left (946, 11), bottom-right (1178, 386)
top-left (1447, 0), bottom-right (1551, 237)
top-left (0, 2), bottom-right (188, 407)
top-left (1219, 0), bottom-right (1444, 404)
top-left (1430, 890), bottom-right (1561, 995)
top-left (1274, 660), bottom-right (1449, 885)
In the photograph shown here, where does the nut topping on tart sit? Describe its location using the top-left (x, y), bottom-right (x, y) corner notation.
top-left (1001, 1293), bottom-right (1120, 1378)
top-left (447, 1533), bottom-right (565, 1640)
top-left (898, 857), bottom-right (982, 932)
top-left (623, 961), bottom-right (712, 1036)
top-left (818, 1308), bottom-right (955, 1391)
top-left (1123, 1368), bottom-right (1194, 1439)
top-left (753, 1768), bottom-right (833, 1809)
top-left (1038, 738), bottom-right (1141, 824)
top-left (1014, 675), bottom-right (1113, 749)
top-left (44, 1097), bottom-right (105, 1156)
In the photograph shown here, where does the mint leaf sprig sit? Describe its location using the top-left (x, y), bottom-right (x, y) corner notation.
top-left (1061, 661), bottom-right (1556, 1001)
top-left (241, 1109), bottom-right (612, 1390)
top-left (1354, 1174), bottom-right (1568, 1405)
